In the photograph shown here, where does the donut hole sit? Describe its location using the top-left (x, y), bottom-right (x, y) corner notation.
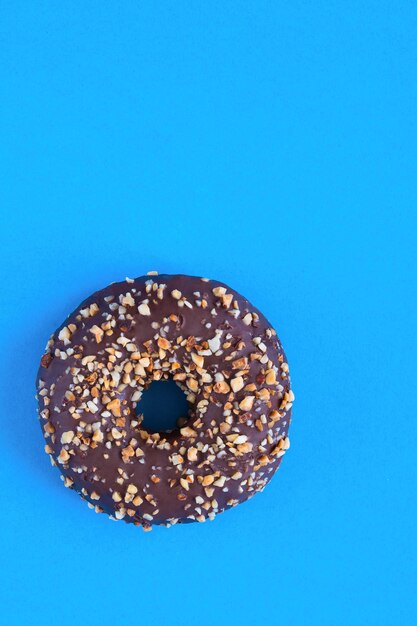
top-left (136, 380), bottom-right (190, 433)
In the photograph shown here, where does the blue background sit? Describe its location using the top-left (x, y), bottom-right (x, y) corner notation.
top-left (0, 2), bottom-right (416, 624)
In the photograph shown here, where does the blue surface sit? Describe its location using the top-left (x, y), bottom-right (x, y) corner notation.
top-left (0, 2), bottom-right (416, 624)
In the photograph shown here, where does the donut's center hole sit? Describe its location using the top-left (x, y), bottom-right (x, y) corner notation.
top-left (136, 380), bottom-right (190, 433)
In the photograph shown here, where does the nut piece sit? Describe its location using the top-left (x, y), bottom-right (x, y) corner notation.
top-left (44, 422), bottom-right (55, 434)
top-left (230, 376), bottom-right (244, 393)
top-left (89, 325), bottom-right (104, 343)
top-left (232, 357), bottom-right (248, 370)
top-left (40, 353), bottom-right (53, 368)
top-left (58, 326), bottom-right (71, 341)
top-left (242, 313), bottom-right (252, 326)
top-left (207, 335), bottom-right (221, 353)
top-left (186, 378), bottom-right (198, 392)
top-left (60, 431), bottom-right (74, 444)
top-left (138, 303), bottom-right (151, 316)
top-left (187, 447), bottom-right (198, 462)
top-left (122, 293), bottom-right (135, 307)
top-left (111, 427), bottom-right (123, 440)
top-left (221, 293), bottom-right (233, 308)
top-left (92, 429), bottom-right (104, 443)
top-left (107, 399), bottom-right (121, 417)
top-left (213, 381), bottom-right (230, 394)
top-left (239, 396), bottom-right (255, 411)
top-left (157, 337), bottom-right (171, 350)
top-left (258, 455), bottom-right (270, 466)
top-left (180, 426), bottom-right (197, 438)
top-left (58, 448), bottom-right (70, 464)
top-left (191, 353), bottom-right (204, 368)
top-left (121, 445), bottom-right (134, 462)
top-left (265, 370), bottom-right (276, 385)
top-left (171, 289), bottom-right (182, 299)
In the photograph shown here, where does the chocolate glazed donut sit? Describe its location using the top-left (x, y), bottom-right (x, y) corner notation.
top-left (37, 273), bottom-right (294, 530)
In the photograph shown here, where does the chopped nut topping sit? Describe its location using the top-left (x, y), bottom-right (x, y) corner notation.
top-left (111, 427), bottom-right (123, 440)
top-left (180, 426), bottom-right (197, 438)
top-left (89, 325), bottom-right (104, 343)
top-left (138, 303), bottom-right (151, 316)
top-left (232, 357), bottom-right (248, 370)
top-left (239, 396), bottom-right (255, 411)
top-left (122, 293), bottom-right (135, 307)
top-left (157, 337), bottom-right (171, 350)
top-left (186, 378), bottom-right (198, 392)
top-left (191, 353), bottom-right (204, 368)
top-left (213, 381), bottom-right (230, 394)
top-left (121, 445), bottom-right (135, 462)
top-left (187, 447), bottom-right (198, 461)
top-left (58, 448), bottom-right (70, 464)
top-left (107, 399), bottom-right (121, 417)
top-left (265, 370), bottom-right (276, 385)
top-left (180, 478), bottom-right (190, 490)
top-left (92, 429), bottom-right (104, 443)
top-left (58, 326), bottom-right (71, 342)
top-left (40, 353), bottom-right (53, 368)
top-left (230, 376), bottom-right (244, 392)
top-left (61, 431), bottom-right (74, 444)
top-left (171, 454), bottom-right (184, 466)
top-left (258, 455), bottom-right (270, 466)
top-left (221, 293), bottom-right (233, 308)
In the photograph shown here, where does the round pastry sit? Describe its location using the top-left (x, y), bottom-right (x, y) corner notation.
top-left (37, 273), bottom-right (294, 530)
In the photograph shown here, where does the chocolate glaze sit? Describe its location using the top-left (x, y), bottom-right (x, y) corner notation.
top-left (36, 274), bottom-right (293, 529)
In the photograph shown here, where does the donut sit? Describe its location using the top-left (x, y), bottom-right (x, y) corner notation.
top-left (37, 273), bottom-right (294, 530)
